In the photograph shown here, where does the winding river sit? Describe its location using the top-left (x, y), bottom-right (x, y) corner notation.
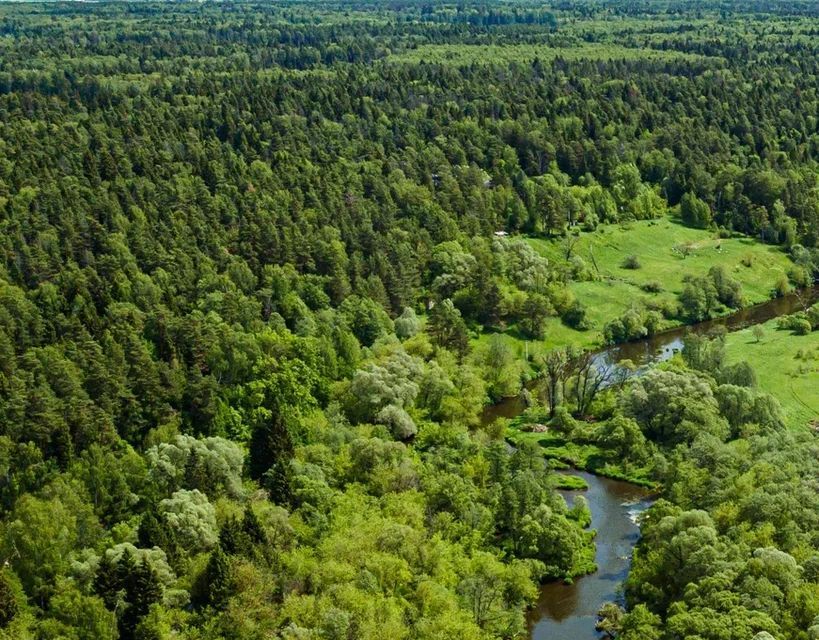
top-left (482, 285), bottom-right (819, 425)
top-left (483, 285), bottom-right (819, 639)
top-left (527, 471), bottom-right (651, 640)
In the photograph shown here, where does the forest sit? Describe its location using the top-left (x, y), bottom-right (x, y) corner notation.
top-left (0, 1), bottom-right (817, 639)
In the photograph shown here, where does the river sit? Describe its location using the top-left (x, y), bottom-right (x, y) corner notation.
top-left (484, 285), bottom-right (819, 639)
top-left (482, 285), bottom-right (819, 425)
top-left (527, 471), bottom-right (652, 640)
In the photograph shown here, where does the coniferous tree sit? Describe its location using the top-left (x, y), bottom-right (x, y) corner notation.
top-left (137, 509), bottom-right (180, 567)
top-left (249, 413), bottom-right (294, 506)
top-left (218, 515), bottom-right (246, 555)
top-left (204, 546), bottom-right (232, 610)
top-left (242, 505), bottom-right (266, 547)
top-left (128, 558), bottom-right (162, 622)
top-left (93, 553), bottom-right (123, 611)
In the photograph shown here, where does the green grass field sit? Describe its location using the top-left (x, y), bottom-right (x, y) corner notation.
top-left (473, 219), bottom-right (794, 354)
top-left (725, 320), bottom-right (819, 430)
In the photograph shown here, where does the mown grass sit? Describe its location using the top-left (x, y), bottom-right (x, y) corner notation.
top-left (725, 319), bottom-right (819, 430)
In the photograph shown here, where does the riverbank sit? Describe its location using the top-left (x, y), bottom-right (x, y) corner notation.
top-left (725, 316), bottom-right (819, 429)
top-left (505, 411), bottom-right (656, 489)
top-left (473, 219), bottom-right (799, 356)
top-left (482, 285), bottom-right (819, 428)
top-left (527, 471), bottom-right (653, 640)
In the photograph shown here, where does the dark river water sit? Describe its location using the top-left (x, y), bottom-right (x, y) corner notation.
top-left (481, 285), bottom-right (819, 639)
top-left (527, 471), bottom-right (651, 639)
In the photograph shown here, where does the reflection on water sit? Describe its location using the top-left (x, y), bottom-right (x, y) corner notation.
top-left (527, 472), bottom-right (652, 640)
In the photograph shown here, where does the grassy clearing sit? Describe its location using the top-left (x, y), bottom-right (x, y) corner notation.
top-left (472, 219), bottom-right (793, 354)
top-left (725, 319), bottom-right (819, 430)
top-left (529, 219), bottom-right (792, 314)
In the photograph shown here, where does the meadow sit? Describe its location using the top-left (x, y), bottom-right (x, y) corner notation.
top-left (475, 219), bottom-right (795, 354)
top-left (725, 319), bottom-right (819, 430)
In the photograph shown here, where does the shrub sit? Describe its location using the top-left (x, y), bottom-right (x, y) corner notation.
top-left (562, 301), bottom-right (589, 330)
top-left (622, 254), bottom-right (641, 270)
top-left (777, 313), bottom-right (813, 335)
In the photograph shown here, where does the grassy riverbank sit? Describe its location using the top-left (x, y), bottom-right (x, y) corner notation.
top-left (725, 318), bottom-right (819, 430)
top-left (505, 411), bottom-right (657, 489)
top-left (474, 219), bottom-right (794, 355)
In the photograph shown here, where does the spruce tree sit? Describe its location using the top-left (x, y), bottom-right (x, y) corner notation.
top-left (218, 515), bottom-right (246, 555)
top-left (184, 447), bottom-right (209, 493)
top-left (248, 413), bottom-right (294, 506)
top-left (242, 505), bottom-right (266, 547)
top-left (93, 553), bottom-right (123, 611)
top-left (204, 545), bottom-right (232, 609)
top-left (121, 557), bottom-right (162, 639)
top-left (138, 509), bottom-right (181, 568)
top-left (129, 557), bottom-right (162, 620)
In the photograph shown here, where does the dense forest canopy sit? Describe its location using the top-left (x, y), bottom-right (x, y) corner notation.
top-left (0, 1), bottom-right (817, 639)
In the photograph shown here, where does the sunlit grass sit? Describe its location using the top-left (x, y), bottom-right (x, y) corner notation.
top-left (725, 319), bottom-right (819, 430)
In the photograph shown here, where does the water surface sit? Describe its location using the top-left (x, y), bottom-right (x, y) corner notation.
top-left (482, 285), bottom-right (819, 425)
top-left (527, 472), bottom-right (651, 640)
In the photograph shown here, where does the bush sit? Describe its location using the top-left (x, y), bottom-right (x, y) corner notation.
top-left (808, 304), bottom-right (819, 330)
top-left (777, 313), bottom-right (813, 335)
top-left (793, 318), bottom-right (812, 335)
top-left (787, 265), bottom-right (812, 288)
top-left (641, 281), bottom-right (663, 294)
top-left (773, 276), bottom-right (790, 298)
top-left (562, 301), bottom-right (589, 330)
top-left (621, 254), bottom-right (641, 269)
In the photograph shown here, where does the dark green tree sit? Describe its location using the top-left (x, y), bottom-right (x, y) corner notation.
top-left (426, 299), bottom-right (470, 359)
top-left (0, 571), bottom-right (18, 628)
